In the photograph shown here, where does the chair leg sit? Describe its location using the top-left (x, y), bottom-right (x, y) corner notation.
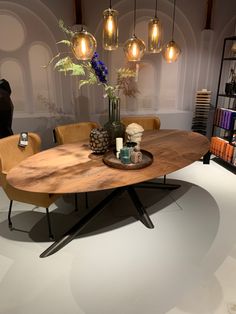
top-left (85, 192), bottom-right (89, 209)
top-left (8, 200), bottom-right (13, 230)
top-left (164, 175), bottom-right (166, 184)
top-left (45, 208), bottom-right (54, 240)
top-left (75, 194), bottom-right (78, 211)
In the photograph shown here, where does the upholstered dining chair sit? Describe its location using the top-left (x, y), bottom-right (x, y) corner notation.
top-left (0, 133), bottom-right (60, 239)
top-left (121, 115), bottom-right (161, 130)
top-left (53, 121), bottom-right (100, 209)
top-left (53, 121), bottom-right (100, 145)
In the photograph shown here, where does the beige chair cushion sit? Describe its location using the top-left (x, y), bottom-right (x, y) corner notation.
top-left (54, 122), bottom-right (100, 144)
top-left (121, 116), bottom-right (161, 131)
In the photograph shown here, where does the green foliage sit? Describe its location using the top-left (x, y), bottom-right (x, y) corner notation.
top-left (117, 68), bottom-right (136, 79)
top-left (57, 40), bottom-right (72, 47)
top-left (54, 56), bottom-right (72, 72)
top-left (45, 20), bottom-right (139, 99)
top-left (116, 67), bottom-right (139, 97)
top-left (79, 72), bottom-right (98, 88)
top-left (58, 20), bottom-right (75, 38)
top-left (53, 57), bottom-right (85, 77)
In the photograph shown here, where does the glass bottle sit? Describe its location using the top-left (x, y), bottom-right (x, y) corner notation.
top-left (104, 97), bottom-right (125, 147)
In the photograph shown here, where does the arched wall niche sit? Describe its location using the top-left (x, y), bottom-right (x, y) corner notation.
top-left (0, 9), bottom-right (26, 51)
top-left (0, 57), bottom-right (25, 112)
top-left (29, 42), bottom-right (56, 113)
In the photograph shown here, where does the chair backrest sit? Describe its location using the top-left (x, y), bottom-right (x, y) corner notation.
top-left (54, 122), bottom-right (100, 144)
top-left (0, 133), bottom-right (41, 173)
top-left (121, 116), bottom-right (161, 131)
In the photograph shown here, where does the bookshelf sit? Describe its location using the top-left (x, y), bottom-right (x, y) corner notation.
top-left (211, 36), bottom-right (236, 169)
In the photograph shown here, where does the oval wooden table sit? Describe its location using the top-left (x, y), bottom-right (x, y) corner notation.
top-left (7, 130), bottom-right (209, 257)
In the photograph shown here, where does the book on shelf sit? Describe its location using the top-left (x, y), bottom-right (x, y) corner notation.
top-left (210, 136), bottom-right (236, 165)
top-left (214, 108), bottom-right (236, 130)
top-left (233, 146), bottom-right (236, 166)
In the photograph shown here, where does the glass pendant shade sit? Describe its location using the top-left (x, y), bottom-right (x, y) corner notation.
top-left (148, 18), bottom-right (162, 53)
top-left (72, 28), bottom-right (97, 61)
top-left (103, 8), bottom-right (118, 50)
top-left (124, 35), bottom-right (146, 62)
top-left (162, 40), bottom-right (181, 63)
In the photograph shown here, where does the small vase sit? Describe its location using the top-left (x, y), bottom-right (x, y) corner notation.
top-left (103, 97), bottom-right (125, 147)
top-left (89, 128), bottom-right (109, 154)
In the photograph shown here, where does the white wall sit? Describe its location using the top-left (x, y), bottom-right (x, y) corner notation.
top-left (0, 0), bottom-right (75, 148)
top-left (0, 0), bottom-right (235, 147)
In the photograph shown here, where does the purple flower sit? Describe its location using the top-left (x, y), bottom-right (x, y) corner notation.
top-left (91, 52), bottom-right (108, 84)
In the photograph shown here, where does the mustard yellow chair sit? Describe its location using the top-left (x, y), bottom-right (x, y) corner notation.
top-left (54, 121), bottom-right (100, 145)
top-left (121, 116), bottom-right (161, 130)
top-left (0, 133), bottom-right (60, 239)
top-left (53, 122), bottom-right (100, 209)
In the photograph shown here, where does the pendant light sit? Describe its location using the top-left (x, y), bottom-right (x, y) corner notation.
top-left (162, 0), bottom-right (181, 63)
top-left (124, 0), bottom-right (146, 62)
top-left (103, 0), bottom-right (118, 50)
top-left (148, 0), bottom-right (162, 53)
top-left (72, 27), bottom-right (97, 61)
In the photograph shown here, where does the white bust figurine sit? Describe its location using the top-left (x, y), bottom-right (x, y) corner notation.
top-left (126, 123), bottom-right (144, 151)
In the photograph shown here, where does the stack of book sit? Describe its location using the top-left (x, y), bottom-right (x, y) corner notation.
top-left (191, 89), bottom-right (211, 135)
top-left (213, 108), bottom-right (236, 130)
top-left (210, 136), bottom-right (236, 165)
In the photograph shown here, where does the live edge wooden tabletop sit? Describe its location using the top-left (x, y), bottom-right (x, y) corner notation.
top-left (7, 130), bottom-right (209, 194)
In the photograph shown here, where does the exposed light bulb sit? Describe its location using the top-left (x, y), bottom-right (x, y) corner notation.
top-left (107, 16), bottom-right (114, 36)
top-left (72, 28), bottom-right (97, 61)
top-left (81, 38), bottom-right (87, 55)
top-left (162, 40), bottom-right (181, 63)
top-left (148, 18), bottom-right (162, 53)
top-left (168, 46), bottom-right (174, 59)
top-left (132, 42), bottom-right (138, 58)
top-left (103, 8), bottom-right (118, 50)
top-left (152, 24), bottom-right (158, 39)
top-left (124, 35), bottom-right (146, 62)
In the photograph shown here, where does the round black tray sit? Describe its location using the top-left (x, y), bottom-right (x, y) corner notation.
top-left (103, 149), bottom-right (153, 170)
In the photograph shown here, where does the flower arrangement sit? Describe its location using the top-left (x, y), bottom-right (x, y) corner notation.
top-left (47, 20), bottom-right (139, 101)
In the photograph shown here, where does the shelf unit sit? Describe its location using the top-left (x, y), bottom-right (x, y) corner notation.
top-left (210, 36), bottom-right (236, 169)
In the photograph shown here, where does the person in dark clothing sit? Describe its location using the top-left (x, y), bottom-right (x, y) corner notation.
top-left (0, 79), bottom-right (14, 138)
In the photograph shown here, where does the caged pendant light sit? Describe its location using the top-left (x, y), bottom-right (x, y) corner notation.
top-left (103, 0), bottom-right (119, 50)
top-left (162, 0), bottom-right (181, 63)
top-left (123, 0), bottom-right (146, 62)
top-left (72, 27), bottom-right (97, 61)
top-left (148, 0), bottom-right (163, 53)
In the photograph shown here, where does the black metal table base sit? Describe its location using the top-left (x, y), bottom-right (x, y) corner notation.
top-left (40, 180), bottom-right (180, 258)
top-left (134, 181), bottom-right (181, 190)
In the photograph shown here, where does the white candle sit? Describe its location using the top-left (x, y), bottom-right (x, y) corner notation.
top-left (116, 137), bottom-right (123, 152)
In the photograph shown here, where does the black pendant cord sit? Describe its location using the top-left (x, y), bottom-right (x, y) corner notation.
top-left (133, 0), bottom-right (136, 36)
top-left (155, 0), bottom-right (158, 18)
top-left (75, 0), bottom-right (83, 25)
top-left (109, 0), bottom-right (112, 9)
top-left (171, 0), bottom-right (176, 41)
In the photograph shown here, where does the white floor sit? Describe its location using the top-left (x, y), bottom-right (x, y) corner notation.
top-left (0, 160), bottom-right (235, 314)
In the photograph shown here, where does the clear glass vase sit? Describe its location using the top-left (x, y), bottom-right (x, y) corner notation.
top-left (103, 97), bottom-right (125, 147)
